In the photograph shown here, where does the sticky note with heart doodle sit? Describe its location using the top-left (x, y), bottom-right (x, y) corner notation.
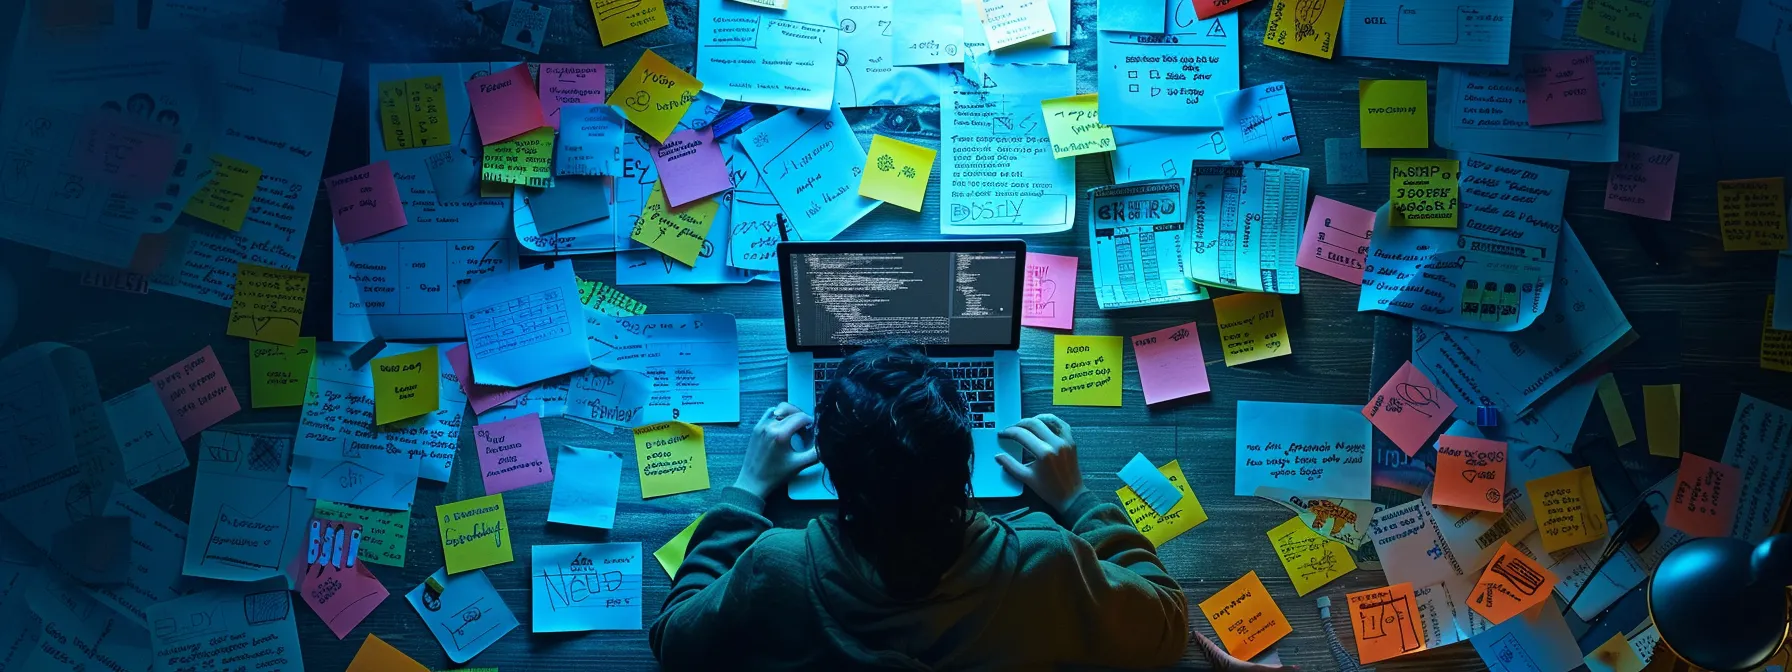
top-left (1431, 435), bottom-right (1507, 512)
top-left (607, 49), bottom-right (703, 143)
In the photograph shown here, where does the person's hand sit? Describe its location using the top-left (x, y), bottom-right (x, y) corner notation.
top-left (732, 402), bottom-right (818, 499)
top-left (1193, 632), bottom-right (1299, 671)
top-left (995, 414), bottom-right (1088, 512)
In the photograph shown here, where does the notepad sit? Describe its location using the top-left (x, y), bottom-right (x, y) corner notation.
top-left (1118, 453), bottom-right (1184, 515)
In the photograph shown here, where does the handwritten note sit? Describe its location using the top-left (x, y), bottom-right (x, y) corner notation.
top-left (1198, 572), bottom-right (1291, 660)
top-left (635, 421), bottom-right (710, 498)
top-left (437, 494), bottom-right (513, 574)
top-left (373, 346), bottom-right (440, 424)
top-left (326, 161), bottom-right (407, 244)
top-left (577, 276), bottom-right (648, 316)
top-left (1718, 178), bottom-right (1788, 251)
top-left (1766, 296), bottom-right (1792, 372)
top-left (1264, 0), bottom-right (1342, 58)
top-left (475, 413), bottom-right (554, 494)
top-left (1022, 252), bottom-right (1078, 330)
top-left (977, 0), bottom-right (1055, 49)
top-left (148, 581), bottom-right (303, 672)
top-left (104, 385), bottom-right (187, 489)
top-left (549, 445), bottom-right (622, 529)
top-left (314, 499), bottom-right (409, 567)
top-left (481, 126), bottom-right (555, 187)
top-left (1096, 14), bottom-right (1240, 129)
top-left (533, 543), bottom-right (644, 631)
top-left (151, 346), bottom-right (240, 440)
top-left (461, 262), bottom-right (590, 388)
top-left (1524, 51), bottom-right (1603, 125)
top-left (654, 515), bottom-right (705, 577)
top-left (501, 0), bottom-right (551, 53)
top-left (1578, 0), bottom-right (1651, 51)
top-left (1433, 435), bottom-right (1507, 512)
top-left (1359, 80), bottom-right (1427, 148)
top-left (1469, 541), bottom-right (1559, 624)
top-left (1235, 401), bottom-right (1372, 499)
top-left (226, 263), bottom-right (308, 346)
top-left (744, 105), bottom-right (881, 240)
top-left (1041, 94), bottom-right (1114, 158)
top-left (183, 430), bottom-right (307, 582)
top-left (591, 0), bottom-right (668, 45)
top-left (1267, 517), bottom-right (1355, 596)
top-left (557, 104), bottom-right (626, 177)
top-left (1346, 583), bottom-right (1426, 664)
top-left (183, 154), bottom-right (262, 231)
top-left (942, 63), bottom-right (1075, 235)
top-left (1363, 361), bottom-right (1457, 456)
top-left (1644, 384), bottom-right (1681, 457)
top-left (653, 127), bottom-right (729, 207)
top-left (1604, 143), bottom-right (1678, 221)
top-left (465, 64), bottom-right (547, 145)
top-left (1297, 196), bottom-right (1374, 284)
top-left (859, 134), bottom-right (935, 212)
top-left (1132, 322), bottom-right (1210, 404)
top-left (1053, 335), bottom-right (1123, 406)
top-left (538, 64), bottom-right (607, 130)
top-left (347, 634), bottom-right (428, 672)
top-left (631, 181), bottom-right (718, 266)
top-left (1117, 459), bottom-right (1208, 547)
top-left (1390, 159), bottom-right (1459, 227)
top-left (1666, 453), bottom-right (1740, 538)
top-left (294, 518), bottom-right (389, 639)
top-left (1218, 82), bottom-right (1299, 162)
top-left (377, 75), bottom-right (450, 150)
top-left (1527, 466), bottom-right (1605, 552)
top-left (610, 50), bottom-right (703, 143)
top-left (405, 568), bottom-right (518, 663)
top-left (1213, 292), bottom-right (1291, 366)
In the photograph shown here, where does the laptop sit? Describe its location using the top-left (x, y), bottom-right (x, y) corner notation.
top-left (779, 239), bottom-right (1027, 500)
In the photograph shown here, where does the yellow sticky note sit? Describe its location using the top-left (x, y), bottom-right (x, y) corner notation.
top-left (226, 264), bottom-right (308, 346)
top-left (1595, 373), bottom-right (1636, 447)
top-left (653, 514), bottom-right (705, 577)
top-left (437, 494), bottom-right (512, 574)
top-left (1197, 571), bottom-right (1292, 661)
top-left (1359, 80), bottom-right (1428, 149)
top-left (591, 0), bottom-right (668, 46)
top-left (1266, 517), bottom-right (1356, 596)
top-left (1390, 159), bottom-right (1459, 228)
top-left (1052, 335), bottom-right (1123, 407)
top-left (1585, 633), bottom-right (1646, 672)
top-left (183, 154), bottom-right (262, 231)
top-left (1526, 466), bottom-right (1606, 553)
top-left (1041, 94), bottom-right (1115, 159)
top-left (1765, 296), bottom-right (1792, 373)
top-left (1577, 0), bottom-right (1651, 52)
top-left (631, 182), bottom-right (718, 266)
top-left (480, 126), bottom-right (555, 187)
top-left (1718, 178), bottom-right (1788, 252)
top-left (347, 634), bottom-right (429, 672)
top-left (1263, 0), bottom-right (1343, 58)
top-left (250, 337), bottom-right (315, 409)
top-left (377, 75), bottom-right (451, 151)
top-left (1642, 384), bottom-right (1680, 457)
top-left (1212, 293), bottom-right (1291, 366)
top-left (859, 135), bottom-right (936, 211)
top-left (635, 421), bottom-right (710, 498)
top-left (1117, 460), bottom-right (1208, 547)
top-left (609, 50), bottom-right (702, 142)
top-left (372, 346), bottom-right (440, 425)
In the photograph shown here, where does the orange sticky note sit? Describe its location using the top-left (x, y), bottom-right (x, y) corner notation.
top-left (1344, 583), bottom-right (1426, 664)
top-left (1197, 571), bottom-right (1291, 661)
top-left (1526, 466), bottom-right (1606, 552)
top-left (346, 634), bottom-right (428, 672)
top-left (1432, 435), bottom-right (1507, 512)
top-left (1665, 453), bottom-right (1741, 538)
top-left (1468, 542), bottom-right (1559, 625)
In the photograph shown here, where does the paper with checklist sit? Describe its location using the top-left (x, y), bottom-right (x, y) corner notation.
top-left (1096, 12), bottom-right (1239, 128)
top-left (462, 262), bottom-right (590, 388)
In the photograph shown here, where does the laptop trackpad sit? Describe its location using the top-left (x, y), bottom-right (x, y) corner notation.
top-left (971, 429), bottom-right (1023, 498)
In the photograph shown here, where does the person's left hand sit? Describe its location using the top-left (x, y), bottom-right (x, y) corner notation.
top-left (732, 402), bottom-right (818, 499)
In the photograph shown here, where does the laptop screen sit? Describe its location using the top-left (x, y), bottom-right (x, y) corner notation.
top-left (784, 247), bottom-right (1020, 349)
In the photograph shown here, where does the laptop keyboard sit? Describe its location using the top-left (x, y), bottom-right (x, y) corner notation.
top-left (813, 359), bottom-right (998, 428)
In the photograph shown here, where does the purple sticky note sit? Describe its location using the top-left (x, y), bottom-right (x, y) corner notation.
top-left (466, 63), bottom-right (547, 145)
top-left (1523, 51), bottom-right (1603, 126)
top-left (1297, 196), bottom-right (1376, 285)
top-left (1604, 143), bottom-right (1679, 221)
top-left (1133, 322), bottom-right (1211, 405)
top-left (447, 343), bottom-right (534, 414)
top-left (475, 413), bottom-right (554, 494)
top-left (1022, 253), bottom-right (1079, 330)
top-left (651, 127), bottom-right (730, 207)
top-left (540, 63), bottom-right (607, 130)
top-left (326, 161), bottom-right (408, 243)
top-left (150, 346), bottom-right (242, 440)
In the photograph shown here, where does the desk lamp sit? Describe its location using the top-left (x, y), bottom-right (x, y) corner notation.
top-left (1647, 534), bottom-right (1792, 671)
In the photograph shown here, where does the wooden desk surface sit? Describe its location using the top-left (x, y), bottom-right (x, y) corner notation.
top-left (5, 0), bottom-right (1790, 669)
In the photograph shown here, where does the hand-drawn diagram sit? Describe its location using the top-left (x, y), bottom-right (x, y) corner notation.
top-left (441, 596), bottom-right (506, 650)
top-left (1024, 262), bottom-right (1058, 319)
top-left (1484, 632), bottom-right (1541, 671)
top-left (1354, 588), bottom-right (1424, 658)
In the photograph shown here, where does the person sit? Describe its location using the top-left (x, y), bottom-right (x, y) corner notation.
top-left (651, 345), bottom-right (1293, 670)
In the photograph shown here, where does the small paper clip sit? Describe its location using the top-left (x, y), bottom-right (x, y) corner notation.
top-left (1476, 406), bottom-right (1500, 427)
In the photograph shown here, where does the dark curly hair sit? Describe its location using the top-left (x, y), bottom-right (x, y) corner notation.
top-left (817, 345), bottom-right (973, 597)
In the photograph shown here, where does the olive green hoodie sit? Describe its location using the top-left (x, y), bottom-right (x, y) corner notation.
top-left (650, 487), bottom-right (1190, 670)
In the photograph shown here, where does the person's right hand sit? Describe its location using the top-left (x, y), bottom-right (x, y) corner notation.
top-left (995, 414), bottom-right (1088, 512)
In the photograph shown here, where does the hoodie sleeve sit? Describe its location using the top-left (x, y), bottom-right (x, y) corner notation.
top-left (1047, 489), bottom-right (1191, 668)
top-left (649, 486), bottom-right (773, 669)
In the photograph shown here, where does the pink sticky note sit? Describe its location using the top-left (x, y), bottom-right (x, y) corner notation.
top-left (1362, 361), bottom-right (1458, 456)
top-left (1665, 453), bottom-right (1741, 538)
top-left (651, 127), bottom-right (730, 207)
top-left (540, 63), bottom-right (607, 130)
top-left (75, 111), bottom-right (178, 196)
top-left (475, 413), bottom-right (554, 494)
top-left (325, 161), bottom-right (408, 243)
top-left (1523, 51), bottom-right (1603, 126)
top-left (465, 64), bottom-right (547, 145)
top-left (1022, 253), bottom-right (1078, 330)
top-left (289, 521), bottom-right (390, 640)
top-left (1297, 196), bottom-right (1375, 285)
top-left (1604, 143), bottom-right (1679, 221)
top-left (151, 346), bottom-right (241, 440)
top-left (1133, 322), bottom-right (1211, 405)
top-left (446, 344), bottom-right (534, 414)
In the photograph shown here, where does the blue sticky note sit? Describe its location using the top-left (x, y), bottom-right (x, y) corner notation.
top-left (1235, 401), bottom-right (1373, 500)
top-left (1098, 0), bottom-right (1167, 33)
top-left (1435, 51), bottom-right (1624, 162)
top-left (532, 543), bottom-right (643, 632)
top-left (556, 104), bottom-right (625, 177)
top-left (1118, 453), bottom-right (1184, 514)
top-left (739, 106), bottom-right (880, 241)
top-left (407, 567), bottom-right (519, 662)
top-left (461, 263), bottom-right (590, 388)
top-left (1097, 12), bottom-right (1239, 128)
top-left (1218, 82), bottom-right (1299, 162)
top-left (1470, 604), bottom-right (1585, 672)
top-left (548, 446), bottom-right (623, 528)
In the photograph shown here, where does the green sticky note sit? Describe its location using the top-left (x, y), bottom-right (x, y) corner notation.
top-left (653, 514), bottom-right (705, 578)
top-left (372, 346), bottom-right (440, 424)
top-left (249, 337), bottom-right (315, 409)
top-left (1595, 374), bottom-right (1637, 447)
top-left (183, 154), bottom-right (263, 231)
top-left (313, 499), bottom-right (411, 567)
top-left (634, 421), bottom-right (711, 498)
top-left (1577, 0), bottom-right (1650, 52)
top-left (1052, 335), bottom-right (1124, 406)
top-left (1358, 80), bottom-right (1428, 149)
top-left (437, 494), bottom-right (513, 574)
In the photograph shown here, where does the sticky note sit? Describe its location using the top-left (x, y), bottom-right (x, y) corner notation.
top-left (314, 500), bottom-right (410, 567)
top-left (465, 64), bottom-right (546, 145)
top-left (609, 50), bottom-right (703, 143)
top-left (578, 276), bottom-right (649, 315)
top-left (1266, 517), bottom-right (1355, 596)
top-left (1604, 144), bottom-right (1679, 221)
top-left (631, 181), bottom-right (718, 266)
top-left (1718, 178), bottom-right (1788, 252)
top-left (533, 543), bottom-right (643, 631)
top-left (635, 421), bottom-right (710, 498)
top-left (1213, 293), bottom-right (1291, 366)
top-left (1358, 80), bottom-right (1427, 149)
top-left (1585, 633), bottom-right (1646, 672)
top-left (1526, 466), bottom-right (1605, 552)
top-left (1298, 196), bottom-right (1374, 284)
top-left (1362, 361), bottom-right (1458, 456)
top-left (859, 134), bottom-right (936, 212)
top-left (1390, 159), bottom-right (1458, 228)
top-left (1041, 94), bottom-right (1115, 158)
top-left (1596, 373), bottom-right (1637, 447)
top-left (1197, 572), bottom-right (1291, 661)
top-left (481, 126), bottom-right (555, 187)
top-left (1052, 335), bottom-right (1123, 406)
top-left (372, 346), bottom-right (440, 424)
top-left (1022, 252), bottom-right (1078, 330)
top-left (1117, 459), bottom-right (1207, 547)
top-left (501, 0), bottom-right (550, 53)
top-left (1264, 0), bottom-right (1343, 58)
top-left (1578, 0), bottom-right (1651, 52)
top-left (1432, 435), bottom-right (1508, 512)
top-left (1524, 51), bottom-right (1603, 126)
top-left (346, 634), bottom-right (428, 672)
top-left (1469, 541), bottom-right (1559, 625)
top-left (1345, 583), bottom-right (1426, 664)
top-left (151, 346), bottom-right (241, 440)
top-left (377, 75), bottom-right (451, 151)
top-left (1236, 401), bottom-right (1373, 500)
top-left (550, 446), bottom-right (623, 529)
top-left (1218, 82), bottom-right (1299, 162)
top-left (1325, 137), bottom-right (1368, 185)
top-left (183, 154), bottom-right (262, 231)
top-left (1766, 296), bottom-right (1792, 372)
top-left (437, 494), bottom-right (513, 574)
top-left (591, 0), bottom-right (668, 45)
top-left (1132, 322), bottom-right (1210, 404)
top-left (445, 343), bottom-right (532, 415)
top-left (1666, 453), bottom-right (1741, 538)
top-left (976, 0), bottom-right (1055, 50)
top-left (250, 338), bottom-right (314, 409)
top-left (540, 64), bottom-right (608, 129)
top-left (653, 127), bottom-right (730, 207)
top-left (294, 520), bottom-right (389, 639)
top-left (326, 161), bottom-right (407, 244)
top-left (226, 263), bottom-right (308, 346)
top-left (405, 568), bottom-right (517, 664)
top-left (653, 514), bottom-right (705, 577)
top-left (1118, 453), bottom-right (1184, 514)
top-left (476, 413), bottom-right (554, 494)
top-left (1193, 0), bottom-right (1261, 19)
top-left (1643, 384), bottom-right (1681, 457)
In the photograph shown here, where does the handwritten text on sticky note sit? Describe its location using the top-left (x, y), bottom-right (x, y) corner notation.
top-left (1041, 94), bottom-right (1115, 158)
top-left (609, 49), bottom-right (703, 143)
top-left (1527, 466), bottom-right (1605, 552)
top-left (227, 264), bottom-right (308, 347)
top-left (377, 76), bottom-right (450, 150)
top-left (372, 346), bottom-right (439, 424)
top-left (1132, 322), bottom-right (1210, 404)
top-left (1469, 541), bottom-right (1558, 625)
top-left (251, 337), bottom-right (314, 409)
top-left (1198, 571), bottom-right (1291, 661)
top-left (152, 346), bottom-right (241, 440)
top-left (1432, 435), bottom-right (1507, 512)
top-left (183, 155), bottom-right (262, 231)
top-left (1346, 583), bottom-right (1426, 664)
top-left (1021, 252), bottom-right (1078, 330)
top-left (1213, 292), bottom-right (1290, 366)
top-left (631, 181), bottom-right (718, 266)
top-left (1390, 159), bottom-right (1459, 228)
top-left (859, 134), bottom-right (936, 212)
top-left (1362, 361), bottom-right (1457, 457)
top-left (1666, 453), bottom-right (1740, 538)
top-left (1604, 144), bottom-right (1678, 221)
top-left (437, 494), bottom-right (513, 574)
top-left (476, 413), bottom-right (555, 495)
top-left (1718, 178), bottom-right (1788, 252)
top-left (635, 421), bottom-right (710, 498)
top-left (326, 161), bottom-right (407, 244)
top-left (1267, 517), bottom-right (1355, 596)
top-left (1053, 335), bottom-right (1122, 406)
top-left (1358, 80), bottom-right (1427, 149)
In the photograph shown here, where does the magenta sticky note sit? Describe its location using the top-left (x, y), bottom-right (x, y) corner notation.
top-left (540, 63), bottom-right (607, 130)
top-left (466, 63), bottom-right (547, 145)
top-left (1362, 361), bottom-right (1459, 457)
top-left (651, 127), bottom-right (730, 207)
top-left (289, 523), bottom-right (390, 640)
top-left (447, 343), bottom-right (534, 414)
top-left (1022, 253), bottom-right (1079, 330)
top-left (1133, 322), bottom-right (1211, 405)
top-left (475, 413), bottom-right (554, 494)
top-left (325, 160), bottom-right (407, 243)
top-left (150, 346), bottom-right (241, 440)
top-left (1523, 51), bottom-right (1603, 126)
top-left (1297, 196), bottom-right (1376, 285)
top-left (1605, 143), bottom-right (1679, 221)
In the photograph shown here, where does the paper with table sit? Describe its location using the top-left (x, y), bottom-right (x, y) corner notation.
top-left (406, 567), bottom-right (518, 663)
top-left (1342, 0), bottom-right (1516, 64)
top-left (697, 0), bottom-right (837, 109)
top-left (585, 311), bottom-right (742, 423)
top-left (1096, 12), bottom-right (1240, 128)
top-left (183, 427), bottom-right (310, 583)
top-left (1217, 83), bottom-right (1298, 162)
top-left (533, 543), bottom-right (644, 632)
top-left (940, 63), bottom-right (1076, 235)
top-left (1235, 401), bottom-right (1372, 499)
top-left (461, 262), bottom-right (591, 388)
top-left (1184, 163), bottom-right (1308, 293)
top-left (1435, 51), bottom-right (1624, 163)
top-left (1089, 179), bottom-right (1208, 309)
